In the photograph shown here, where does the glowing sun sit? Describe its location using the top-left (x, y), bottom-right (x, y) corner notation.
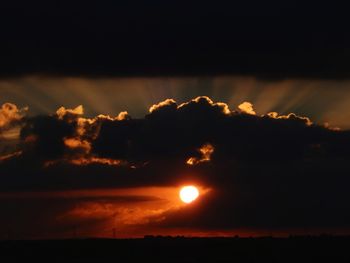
top-left (179, 186), bottom-right (199, 203)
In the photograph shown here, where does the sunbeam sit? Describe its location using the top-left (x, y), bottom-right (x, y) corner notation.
top-left (1, 76), bottom-right (350, 128)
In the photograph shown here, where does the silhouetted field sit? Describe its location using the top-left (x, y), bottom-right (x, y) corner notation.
top-left (0, 236), bottom-right (349, 263)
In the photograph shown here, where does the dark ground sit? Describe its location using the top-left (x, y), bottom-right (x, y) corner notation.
top-left (0, 236), bottom-right (349, 263)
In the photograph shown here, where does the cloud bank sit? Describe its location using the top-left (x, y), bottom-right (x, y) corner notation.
top-left (1, 96), bottom-right (350, 234)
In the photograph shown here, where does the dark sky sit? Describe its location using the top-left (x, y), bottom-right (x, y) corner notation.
top-left (0, 1), bottom-right (349, 78)
top-left (1, 2), bottom-right (350, 238)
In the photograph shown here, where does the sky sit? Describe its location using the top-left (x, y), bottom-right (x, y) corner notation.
top-left (2, 76), bottom-right (350, 129)
top-left (0, 1), bottom-right (350, 239)
top-left (1, 1), bottom-right (349, 78)
top-left (1, 92), bottom-right (350, 238)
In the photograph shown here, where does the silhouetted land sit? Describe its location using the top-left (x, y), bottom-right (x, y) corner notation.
top-left (1, 236), bottom-right (349, 263)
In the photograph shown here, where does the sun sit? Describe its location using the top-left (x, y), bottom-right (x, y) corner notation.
top-left (179, 186), bottom-right (199, 204)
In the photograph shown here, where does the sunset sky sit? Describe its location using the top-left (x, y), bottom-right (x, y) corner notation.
top-left (1, 1), bottom-right (350, 239)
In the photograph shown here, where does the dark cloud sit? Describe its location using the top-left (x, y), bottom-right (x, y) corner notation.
top-left (20, 115), bottom-right (77, 159)
top-left (1, 97), bottom-right (350, 232)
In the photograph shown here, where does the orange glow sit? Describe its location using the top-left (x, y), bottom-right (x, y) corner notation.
top-left (0, 186), bottom-right (212, 238)
top-left (149, 98), bottom-right (176, 113)
top-left (0, 151), bottom-right (22, 162)
top-left (0, 103), bottom-right (27, 128)
top-left (238, 101), bottom-right (256, 115)
top-left (64, 137), bottom-right (91, 152)
top-left (186, 143), bottom-right (214, 165)
top-left (179, 186), bottom-right (199, 203)
top-left (56, 105), bottom-right (84, 119)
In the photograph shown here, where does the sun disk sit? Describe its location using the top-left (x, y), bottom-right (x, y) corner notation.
top-left (179, 186), bottom-right (199, 203)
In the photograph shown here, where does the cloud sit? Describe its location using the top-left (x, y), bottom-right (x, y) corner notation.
top-left (187, 143), bottom-right (214, 165)
top-left (56, 105), bottom-right (84, 120)
top-left (45, 157), bottom-right (127, 167)
top-left (64, 137), bottom-right (91, 154)
top-left (1, 97), bottom-right (350, 233)
top-left (177, 96), bottom-right (231, 115)
top-left (148, 96), bottom-right (231, 118)
top-left (115, 111), bottom-right (130, 121)
top-left (149, 99), bottom-right (177, 113)
top-left (3, 96), bottom-right (344, 178)
top-left (0, 151), bottom-right (22, 162)
top-left (0, 103), bottom-right (27, 131)
top-left (238, 101), bottom-right (256, 115)
top-left (266, 112), bottom-right (313, 126)
top-left (0, 103), bottom-right (28, 157)
top-left (20, 115), bottom-right (77, 159)
top-left (0, 190), bottom-right (166, 238)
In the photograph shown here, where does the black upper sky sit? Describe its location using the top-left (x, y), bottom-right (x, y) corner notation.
top-left (0, 1), bottom-right (349, 78)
